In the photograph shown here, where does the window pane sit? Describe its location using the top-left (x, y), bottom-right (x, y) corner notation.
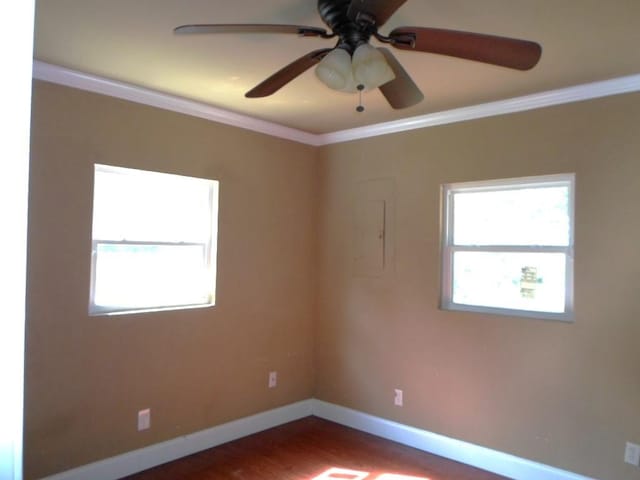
top-left (452, 251), bottom-right (566, 313)
top-left (453, 186), bottom-right (570, 246)
top-left (94, 244), bottom-right (212, 310)
top-left (93, 166), bottom-right (216, 243)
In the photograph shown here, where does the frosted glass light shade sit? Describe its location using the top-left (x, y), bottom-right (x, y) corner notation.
top-left (339, 69), bottom-right (359, 93)
top-left (352, 43), bottom-right (395, 90)
top-left (315, 48), bottom-right (353, 91)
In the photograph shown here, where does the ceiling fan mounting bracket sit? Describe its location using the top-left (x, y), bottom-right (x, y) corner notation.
top-left (383, 33), bottom-right (416, 48)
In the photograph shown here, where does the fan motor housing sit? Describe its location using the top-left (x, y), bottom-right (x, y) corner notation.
top-left (317, 0), bottom-right (374, 52)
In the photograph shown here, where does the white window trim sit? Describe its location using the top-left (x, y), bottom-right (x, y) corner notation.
top-left (440, 173), bottom-right (575, 321)
top-left (89, 165), bottom-right (219, 316)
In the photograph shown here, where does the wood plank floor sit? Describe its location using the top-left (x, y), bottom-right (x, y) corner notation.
top-left (122, 416), bottom-right (511, 480)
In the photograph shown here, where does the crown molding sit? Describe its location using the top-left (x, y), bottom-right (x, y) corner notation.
top-left (317, 73), bottom-right (640, 144)
top-left (32, 61), bottom-right (322, 146)
top-left (33, 61), bottom-right (640, 147)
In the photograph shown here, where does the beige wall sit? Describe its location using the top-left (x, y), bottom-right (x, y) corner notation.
top-left (316, 93), bottom-right (640, 480)
top-left (27, 80), bottom-right (640, 480)
top-left (26, 80), bottom-right (318, 479)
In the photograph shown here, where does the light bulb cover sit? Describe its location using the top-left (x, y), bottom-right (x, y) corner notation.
top-left (352, 43), bottom-right (396, 90)
top-left (339, 68), bottom-right (359, 93)
top-left (315, 48), bottom-right (353, 91)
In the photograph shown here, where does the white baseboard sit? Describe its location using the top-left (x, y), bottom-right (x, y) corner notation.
top-left (312, 400), bottom-right (596, 480)
top-left (41, 400), bottom-right (314, 480)
top-left (42, 398), bottom-right (596, 480)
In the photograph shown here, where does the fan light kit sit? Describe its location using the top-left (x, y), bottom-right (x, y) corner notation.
top-left (316, 43), bottom-right (395, 92)
top-left (174, 0), bottom-right (542, 110)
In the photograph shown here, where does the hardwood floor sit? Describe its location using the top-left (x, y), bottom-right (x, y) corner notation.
top-left (122, 416), bottom-right (510, 480)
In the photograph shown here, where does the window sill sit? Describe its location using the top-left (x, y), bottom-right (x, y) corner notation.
top-left (89, 302), bottom-right (215, 317)
top-left (440, 302), bottom-right (574, 322)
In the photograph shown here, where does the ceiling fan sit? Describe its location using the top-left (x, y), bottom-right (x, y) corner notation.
top-left (174, 0), bottom-right (542, 110)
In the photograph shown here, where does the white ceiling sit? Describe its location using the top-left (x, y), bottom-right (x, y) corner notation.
top-left (34, 0), bottom-right (640, 134)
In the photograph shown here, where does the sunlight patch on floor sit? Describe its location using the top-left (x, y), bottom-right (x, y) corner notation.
top-left (376, 474), bottom-right (431, 480)
top-left (311, 467), bottom-right (429, 480)
top-left (312, 467), bottom-right (369, 479)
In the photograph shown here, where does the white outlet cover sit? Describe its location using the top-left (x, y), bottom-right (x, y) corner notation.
top-left (268, 371), bottom-right (277, 388)
top-left (138, 408), bottom-right (151, 431)
top-left (394, 389), bottom-right (403, 407)
top-left (625, 442), bottom-right (640, 466)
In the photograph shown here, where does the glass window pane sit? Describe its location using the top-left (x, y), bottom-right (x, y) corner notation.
top-left (94, 244), bottom-right (212, 310)
top-left (93, 166), bottom-right (216, 243)
top-left (452, 251), bottom-right (566, 313)
top-left (452, 186), bottom-right (570, 246)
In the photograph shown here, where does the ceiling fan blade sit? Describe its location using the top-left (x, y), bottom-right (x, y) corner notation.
top-left (389, 27), bottom-right (542, 70)
top-left (347, 0), bottom-right (407, 27)
top-left (174, 24), bottom-right (330, 38)
top-left (245, 48), bottom-right (333, 98)
top-left (377, 48), bottom-right (424, 109)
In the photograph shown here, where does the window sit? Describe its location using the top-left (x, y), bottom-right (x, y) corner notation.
top-left (440, 174), bottom-right (574, 321)
top-left (90, 164), bottom-right (219, 315)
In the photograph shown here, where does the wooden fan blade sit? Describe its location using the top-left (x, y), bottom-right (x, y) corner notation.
top-left (245, 48), bottom-right (333, 98)
top-left (389, 27), bottom-right (542, 70)
top-left (377, 48), bottom-right (424, 109)
top-left (174, 24), bottom-right (329, 38)
top-left (347, 0), bottom-right (407, 27)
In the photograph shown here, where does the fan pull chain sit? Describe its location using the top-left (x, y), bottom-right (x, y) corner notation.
top-left (356, 84), bottom-right (365, 112)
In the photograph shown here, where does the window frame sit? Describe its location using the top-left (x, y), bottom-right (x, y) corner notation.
top-left (89, 164), bottom-right (219, 316)
top-left (440, 173), bottom-right (575, 321)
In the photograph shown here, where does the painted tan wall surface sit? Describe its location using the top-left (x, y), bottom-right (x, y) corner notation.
top-left (27, 79), bottom-right (640, 480)
top-left (26, 80), bottom-right (317, 479)
top-left (316, 93), bottom-right (640, 480)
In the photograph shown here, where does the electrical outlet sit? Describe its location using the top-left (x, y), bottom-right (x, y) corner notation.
top-left (268, 371), bottom-right (277, 388)
top-left (138, 408), bottom-right (151, 431)
top-left (394, 388), bottom-right (403, 407)
top-left (625, 442), bottom-right (640, 466)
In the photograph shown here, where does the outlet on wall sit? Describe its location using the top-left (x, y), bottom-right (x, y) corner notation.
top-left (137, 408), bottom-right (151, 431)
top-left (394, 388), bottom-right (403, 407)
top-left (268, 371), bottom-right (277, 388)
top-left (625, 442), bottom-right (640, 466)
